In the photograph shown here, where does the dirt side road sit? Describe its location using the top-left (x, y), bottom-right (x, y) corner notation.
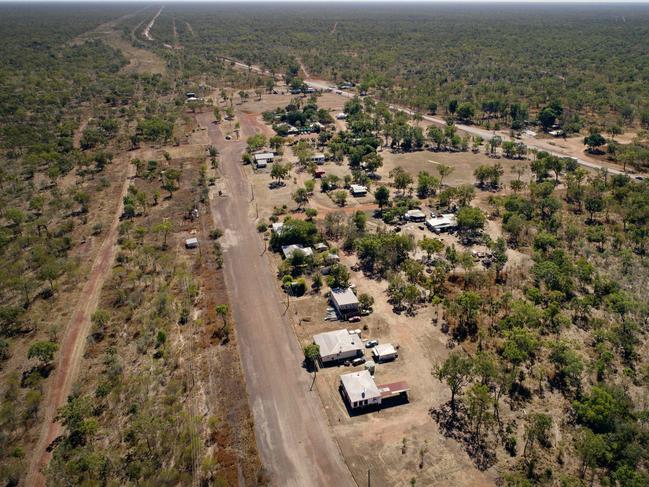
top-left (199, 112), bottom-right (355, 487)
top-left (25, 161), bottom-right (135, 487)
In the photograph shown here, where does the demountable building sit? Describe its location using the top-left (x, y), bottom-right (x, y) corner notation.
top-left (254, 152), bottom-right (274, 168)
top-left (350, 184), bottom-right (368, 196)
top-left (372, 343), bottom-right (398, 362)
top-left (405, 209), bottom-right (426, 222)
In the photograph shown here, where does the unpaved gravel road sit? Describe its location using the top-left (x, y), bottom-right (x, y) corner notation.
top-left (25, 161), bottom-right (135, 487)
top-left (199, 112), bottom-right (355, 487)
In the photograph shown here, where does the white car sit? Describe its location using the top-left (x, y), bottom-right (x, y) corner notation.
top-left (365, 339), bottom-right (379, 348)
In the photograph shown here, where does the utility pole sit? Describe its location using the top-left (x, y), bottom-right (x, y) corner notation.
top-left (367, 465), bottom-right (371, 487)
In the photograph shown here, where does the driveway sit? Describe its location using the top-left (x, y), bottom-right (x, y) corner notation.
top-left (199, 113), bottom-right (355, 487)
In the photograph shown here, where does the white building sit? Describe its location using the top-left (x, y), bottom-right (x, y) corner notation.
top-left (330, 287), bottom-right (360, 318)
top-left (372, 343), bottom-right (398, 362)
top-left (281, 244), bottom-right (314, 260)
top-left (350, 184), bottom-right (368, 197)
top-left (254, 152), bottom-right (274, 168)
top-left (425, 213), bottom-right (457, 233)
top-left (185, 237), bottom-right (199, 249)
top-left (313, 329), bottom-right (363, 365)
top-left (340, 370), bottom-right (382, 409)
top-left (405, 209), bottom-right (426, 222)
top-left (271, 222), bottom-right (284, 234)
top-left (311, 153), bottom-right (326, 165)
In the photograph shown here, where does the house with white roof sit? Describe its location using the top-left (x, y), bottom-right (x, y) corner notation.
top-left (313, 329), bottom-right (363, 365)
top-left (254, 152), bottom-right (274, 168)
top-left (425, 213), bottom-right (457, 233)
top-left (340, 370), bottom-right (382, 409)
top-left (281, 244), bottom-right (314, 260)
top-left (350, 184), bottom-right (368, 197)
top-left (405, 209), bottom-right (426, 222)
top-left (311, 153), bottom-right (326, 165)
top-left (330, 287), bottom-right (360, 319)
top-left (339, 370), bottom-right (410, 411)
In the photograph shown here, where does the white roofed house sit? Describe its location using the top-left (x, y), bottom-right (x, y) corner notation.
top-left (254, 152), bottom-right (274, 168)
top-left (311, 153), bottom-right (326, 165)
top-left (405, 209), bottom-right (426, 222)
top-left (350, 184), bottom-right (368, 197)
top-left (281, 244), bottom-right (314, 260)
top-left (330, 287), bottom-right (360, 319)
top-left (313, 329), bottom-right (363, 365)
top-left (340, 370), bottom-right (382, 410)
top-left (425, 213), bottom-right (457, 233)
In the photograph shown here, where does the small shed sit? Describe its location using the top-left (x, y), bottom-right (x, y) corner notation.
top-left (325, 253), bottom-right (340, 264)
top-left (185, 237), bottom-right (199, 249)
top-left (311, 153), bottom-right (326, 165)
top-left (350, 184), bottom-right (368, 197)
top-left (405, 209), bottom-right (426, 222)
top-left (372, 343), bottom-right (398, 362)
top-left (254, 152), bottom-right (274, 168)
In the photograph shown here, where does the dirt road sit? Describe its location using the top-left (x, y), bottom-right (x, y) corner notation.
top-left (199, 112), bottom-right (355, 487)
top-left (25, 161), bottom-right (135, 487)
top-left (143, 5), bottom-right (163, 41)
top-left (303, 79), bottom-right (645, 178)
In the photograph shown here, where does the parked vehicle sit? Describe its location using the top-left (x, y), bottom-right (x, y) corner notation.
top-left (348, 316), bottom-right (361, 323)
top-left (352, 357), bottom-right (366, 366)
top-left (365, 339), bottom-right (379, 348)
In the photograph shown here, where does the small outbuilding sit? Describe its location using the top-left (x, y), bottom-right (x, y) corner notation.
top-left (185, 237), bottom-right (199, 249)
top-left (325, 253), bottom-right (340, 264)
top-left (330, 287), bottom-right (360, 319)
top-left (405, 209), bottom-right (426, 222)
top-left (350, 184), bottom-right (368, 197)
top-left (311, 153), bottom-right (326, 165)
top-left (271, 222), bottom-right (284, 234)
top-left (254, 152), bottom-right (274, 168)
top-left (313, 329), bottom-right (363, 365)
top-left (340, 370), bottom-right (382, 410)
top-left (372, 343), bottom-right (398, 363)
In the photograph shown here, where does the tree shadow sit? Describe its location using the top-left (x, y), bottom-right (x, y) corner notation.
top-left (430, 401), bottom-right (497, 471)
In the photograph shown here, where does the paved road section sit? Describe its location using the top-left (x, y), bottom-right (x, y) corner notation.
top-left (200, 113), bottom-right (355, 487)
